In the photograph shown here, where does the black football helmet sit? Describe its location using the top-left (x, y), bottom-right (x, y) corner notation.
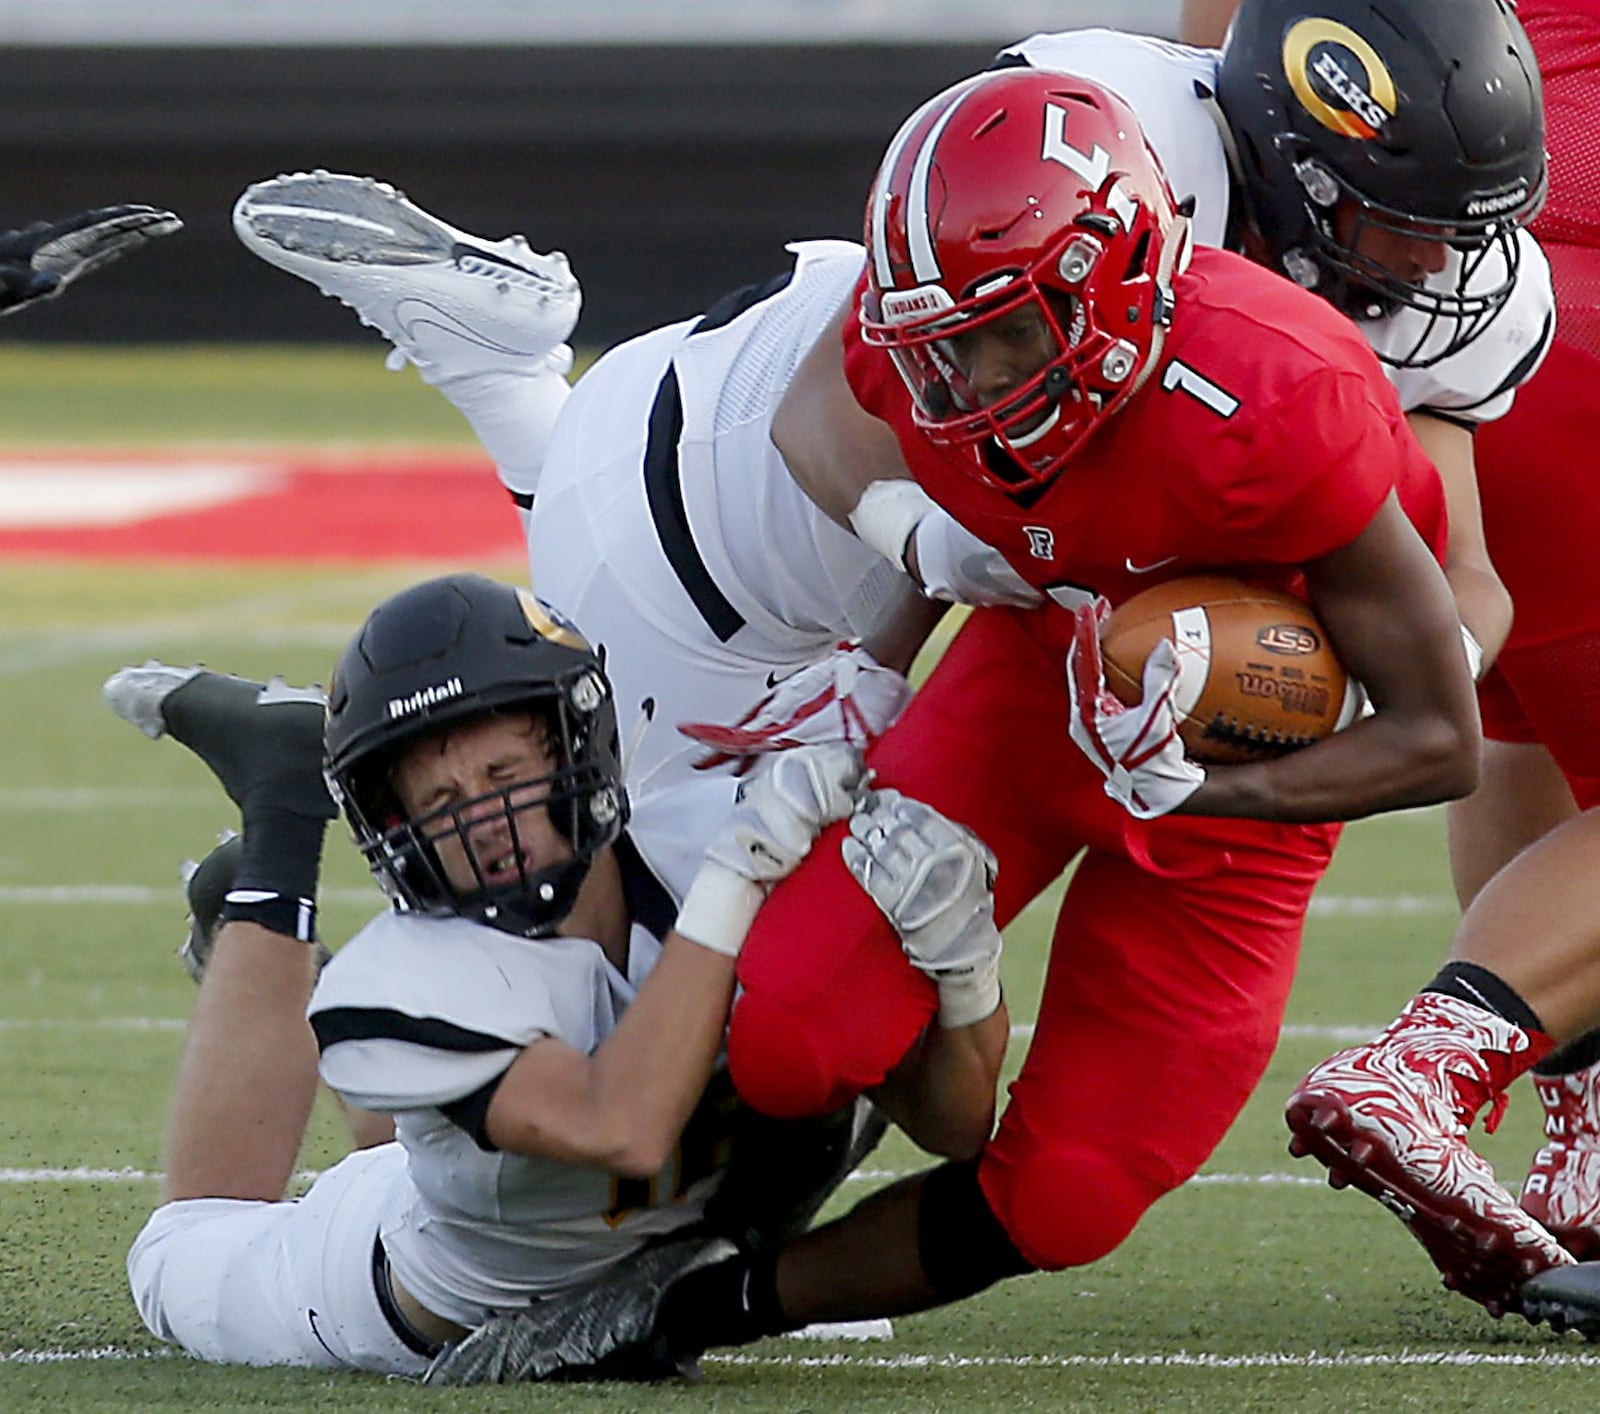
top-left (1215, 0), bottom-right (1545, 366)
top-left (324, 573), bottom-right (626, 938)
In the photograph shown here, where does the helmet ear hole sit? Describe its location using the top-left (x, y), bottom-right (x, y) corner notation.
top-left (1122, 230), bottom-right (1153, 281)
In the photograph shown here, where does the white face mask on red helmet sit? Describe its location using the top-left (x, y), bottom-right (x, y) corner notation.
top-left (861, 69), bottom-right (1190, 499)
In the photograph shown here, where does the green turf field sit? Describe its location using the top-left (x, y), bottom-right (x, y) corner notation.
top-left (0, 349), bottom-right (1594, 1411)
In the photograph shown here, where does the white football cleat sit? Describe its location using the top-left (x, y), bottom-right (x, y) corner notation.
top-left (232, 170), bottom-right (580, 379)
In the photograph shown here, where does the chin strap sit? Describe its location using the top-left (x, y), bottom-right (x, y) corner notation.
top-left (1124, 212), bottom-right (1191, 404)
top-left (1197, 78), bottom-right (1259, 255)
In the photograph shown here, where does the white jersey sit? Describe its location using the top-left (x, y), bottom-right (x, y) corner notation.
top-left (309, 874), bottom-right (724, 1327)
top-left (528, 239), bottom-right (919, 829)
top-left (1000, 28), bottom-right (1555, 423)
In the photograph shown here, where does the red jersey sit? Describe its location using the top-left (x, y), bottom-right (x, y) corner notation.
top-left (1522, 0), bottom-right (1600, 254)
top-left (844, 246), bottom-right (1447, 614)
top-left (1516, 1), bottom-right (1600, 358)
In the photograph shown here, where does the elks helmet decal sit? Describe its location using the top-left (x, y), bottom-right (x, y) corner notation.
top-left (1282, 18), bottom-right (1398, 142)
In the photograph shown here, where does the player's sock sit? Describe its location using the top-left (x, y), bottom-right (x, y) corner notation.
top-left (1423, 960), bottom-right (1545, 1034)
top-left (653, 1250), bottom-right (790, 1353)
top-left (422, 361), bottom-right (571, 507)
top-left (1535, 1026), bottom-right (1600, 1078)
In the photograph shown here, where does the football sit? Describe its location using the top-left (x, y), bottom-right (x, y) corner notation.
top-left (1100, 575), bottom-right (1358, 766)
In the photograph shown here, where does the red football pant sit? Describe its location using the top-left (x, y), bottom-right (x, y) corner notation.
top-left (731, 606), bottom-right (1340, 1270)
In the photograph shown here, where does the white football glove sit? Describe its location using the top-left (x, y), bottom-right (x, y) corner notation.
top-left (841, 789), bottom-right (1002, 1028)
top-left (1065, 600), bottom-right (1206, 821)
top-left (679, 641), bottom-right (910, 775)
top-left (675, 742), bottom-right (867, 957)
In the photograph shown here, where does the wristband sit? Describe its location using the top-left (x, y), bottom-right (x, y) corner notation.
top-left (221, 888), bottom-right (319, 943)
top-left (847, 479), bottom-right (936, 571)
top-left (674, 860), bottom-right (764, 958)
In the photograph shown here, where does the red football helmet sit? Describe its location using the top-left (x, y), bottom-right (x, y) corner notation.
top-left (862, 69), bottom-right (1190, 496)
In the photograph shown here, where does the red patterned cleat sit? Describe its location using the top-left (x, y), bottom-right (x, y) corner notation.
top-left (1286, 992), bottom-right (1573, 1316)
top-left (1521, 1059), bottom-right (1600, 1260)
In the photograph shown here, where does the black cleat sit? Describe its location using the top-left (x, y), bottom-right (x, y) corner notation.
top-left (1521, 1262), bottom-right (1600, 1339)
top-left (178, 831), bottom-right (241, 983)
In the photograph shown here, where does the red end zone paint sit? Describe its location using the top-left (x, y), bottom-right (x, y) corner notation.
top-left (0, 449), bottom-right (524, 561)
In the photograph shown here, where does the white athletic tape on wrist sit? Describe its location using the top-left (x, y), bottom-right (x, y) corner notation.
top-left (848, 479), bottom-right (936, 570)
top-left (936, 952), bottom-right (1003, 1030)
top-left (674, 860), bottom-right (765, 958)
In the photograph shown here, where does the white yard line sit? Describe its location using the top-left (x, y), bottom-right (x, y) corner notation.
top-left (709, 1349), bottom-right (1600, 1369)
top-left (1307, 895), bottom-right (1455, 917)
top-left (0, 620), bottom-right (359, 677)
top-left (0, 1166), bottom-right (325, 1184)
top-left (0, 571), bottom-right (406, 678)
top-left (0, 788), bottom-right (214, 809)
top-left (1008, 1022), bottom-right (1377, 1044)
top-left (6, 1345), bottom-right (1600, 1368)
top-left (0, 1018), bottom-right (186, 1033)
top-left (0, 1166), bottom-right (1335, 1188)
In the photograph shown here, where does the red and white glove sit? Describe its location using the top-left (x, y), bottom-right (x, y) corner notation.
top-left (1065, 601), bottom-right (1205, 820)
top-left (679, 641), bottom-right (911, 775)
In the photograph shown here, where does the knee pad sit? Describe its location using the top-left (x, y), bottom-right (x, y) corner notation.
top-left (727, 994), bottom-right (855, 1118)
top-left (916, 1160), bottom-right (1034, 1301)
top-left (995, 1146), bottom-right (1158, 1271)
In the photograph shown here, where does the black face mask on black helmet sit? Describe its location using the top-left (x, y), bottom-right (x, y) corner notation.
top-left (1215, 0), bottom-right (1546, 368)
top-left (324, 573), bottom-right (627, 939)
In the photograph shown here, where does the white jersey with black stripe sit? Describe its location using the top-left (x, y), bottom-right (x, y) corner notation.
top-left (669, 240), bottom-right (915, 646)
top-left (999, 27), bottom-right (1554, 423)
top-left (309, 906), bottom-right (723, 1327)
top-left (527, 239), bottom-right (920, 816)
